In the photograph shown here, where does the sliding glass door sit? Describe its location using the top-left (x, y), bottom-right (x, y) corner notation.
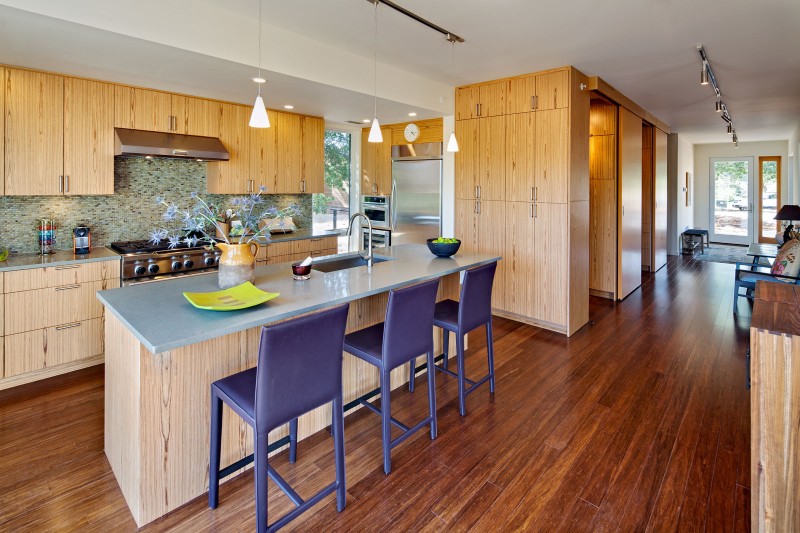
top-left (709, 157), bottom-right (754, 245)
top-left (758, 156), bottom-right (781, 243)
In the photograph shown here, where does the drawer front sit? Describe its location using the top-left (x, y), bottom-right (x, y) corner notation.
top-left (3, 318), bottom-right (104, 377)
top-left (268, 240), bottom-right (311, 258)
top-left (4, 279), bottom-right (117, 335)
top-left (311, 247), bottom-right (337, 259)
top-left (310, 236), bottom-right (338, 252)
top-left (4, 260), bottom-right (120, 293)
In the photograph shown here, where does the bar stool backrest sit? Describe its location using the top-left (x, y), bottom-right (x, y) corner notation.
top-left (458, 262), bottom-right (498, 333)
top-left (254, 303), bottom-right (350, 435)
top-left (382, 278), bottom-right (440, 369)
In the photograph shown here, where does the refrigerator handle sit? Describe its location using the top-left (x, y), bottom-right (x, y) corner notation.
top-left (391, 180), bottom-right (398, 230)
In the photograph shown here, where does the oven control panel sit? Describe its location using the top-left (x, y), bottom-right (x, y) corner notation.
top-left (121, 250), bottom-right (220, 282)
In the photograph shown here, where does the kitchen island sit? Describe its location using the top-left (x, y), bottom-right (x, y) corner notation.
top-left (97, 244), bottom-right (500, 526)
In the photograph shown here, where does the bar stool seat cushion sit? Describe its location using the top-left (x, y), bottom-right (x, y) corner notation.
top-left (433, 299), bottom-right (460, 330)
top-left (342, 322), bottom-right (384, 367)
top-left (213, 368), bottom-right (256, 425)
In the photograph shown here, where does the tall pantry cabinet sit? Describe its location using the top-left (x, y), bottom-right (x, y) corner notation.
top-left (455, 66), bottom-right (589, 336)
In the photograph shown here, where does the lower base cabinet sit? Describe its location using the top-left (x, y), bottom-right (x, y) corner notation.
top-left (456, 199), bottom-right (505, 309)
top-left (4, 318), bottom-right (103, 377)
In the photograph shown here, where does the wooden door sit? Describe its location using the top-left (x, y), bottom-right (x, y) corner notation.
top-left (250, 110), bottom-right (277, 194)
top-left (276, 111), bottom-right (303, 194)
top-left (534, 108), bottom-right (569, 203)
top-left (478, 81), bottom-right (508, 117)
top-left (476, 199), bottom-right (505, 309)
top-left (505, 112), bottom-right (535, 202)
top-left (456, 86), bottom-right (479, 120)
top-left (503, 202), bottom-right (535, 316)
top-left (617, 107), bottom-right (643, 299)
top-left (535, 70), bottom-right (569, 110)
top-left (302, 116), bottom-right (325, 193)
top-left (532, 202), bottom-right (568, 326)
top-left (131, 88), bottom-right (172, 133)
top-left (182, 97), bottom-right (221, 137)
top-left (477, 115), bottom-right (505, 201)
top-left (454, 199), bottom-right (479, 253)
top-left (207, 103), bottom-right (250, 194)
top-left (63, 78), bottom-right (114, 195)
top-left (4, 69), bottom-right (64, 196)
top-left (454, 119), bottom-right (478, 199)
top-left (652, 129), bottom-right (668, 271)
top-left (507, 75), bottom-right (536, 114)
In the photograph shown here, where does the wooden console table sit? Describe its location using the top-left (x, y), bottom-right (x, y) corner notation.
top-left (751, 281), bottom-right (800, 531)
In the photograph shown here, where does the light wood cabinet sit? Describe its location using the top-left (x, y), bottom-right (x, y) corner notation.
top-left (361, 128), bottom-right (392, 196)
top-left (302, 116), bottom-right (325, 193)
top-left (534, 108), bottom-right (569, 203)
top-left (454, 119), bottom-right (479, 199)
top-left (505, 112), bottom-right (536, 202)
top-left (652, 129), bottom-right (668, 271)
top-left (207, 103), bottom-right (251, 194)
top-left (507, 70), bottom-right (569, 114)
top-left (503, 202), bottom-right (535, 316)
top-left (455, 116), bottom-right (505, 200)
top-left (0, 66), bottom-right (4, 195)
top-left (250, 109), bottom-right (278, 194)
top-left (617, 107), bottom-right (643, 300)
top-left (114, 86), bottom-right (173, 133)
top-left (532, 202), bottom-right (567, 325)
top-left (455, 199), bottom-right (505, 308)
top-left (4, 318), bottom-right (103, 377)
top-left (276, 111), bottom-right (304, 194)
top-left (4, 260), bottom-right (119, 293)
top-left (180, 96), bottom-right (221, 137)
top-left (456, 81), bottom-right (508, 120)
top-left (4, 69), bottom-right (64, 195)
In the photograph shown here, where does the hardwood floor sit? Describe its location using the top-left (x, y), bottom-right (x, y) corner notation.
top-left (0, 255), bottom-right (752, 532)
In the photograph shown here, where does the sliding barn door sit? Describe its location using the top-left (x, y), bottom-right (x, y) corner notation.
top-left (618, 107), bottom-right (643, 299)
top-left (652, 129), bottom-right (668, 271)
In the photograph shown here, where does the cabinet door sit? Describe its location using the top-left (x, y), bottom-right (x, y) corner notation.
top-left (454, 199), bottom-right (478, 254)
top-left (536, 70), bottom-right (569, 110)
top-left (479, 81), bottom-right (508, 118)
top-left (476, 200), bottom-right (505, 309)
top-left (532, 202), bottom-right (567, 325)
top-left (503, 202), bottom-right (535, 316)
top-left (617, 107), bottom-right (643, 299)
top-left (0, 66), bottom-right (4, 195)
top-left (361, 131), bottom-right (377, 195)
top-left (183, 97), bottom-right (221, 137)
top-left (207, 103), bottom-right (250, 194)
top-left (456, 86), bottom-right (479, 120)
top-left (302, 116), bottom-right (325, 193)
top-left (507, 75), bottom-right (536, 114)
top-left (275, 111), bottom-right (304, 193)
top-left (130, 88), bottom-right (172, 133)
top-left (534, 108), bottom-right (569, 203)
top-left (251, 110), bottom-right (278, 194)
top-left (375, 127), bottom-right (392, 195)
top-left (477, 116), bottom-right (505, 201)
top-left (505, 112), bottom-right (535, 202)
top-left (454, 119), bottom-right (478, 199)
top-left (4, 318), bottom-right (103, 377)
top-left (4, 69), bottom-right (64, 196)
top-left (63, 78), bottom-right (114, 195)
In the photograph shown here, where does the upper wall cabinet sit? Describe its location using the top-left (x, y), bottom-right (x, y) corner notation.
top-left (176, 96), bottom-right (221, 137)
top-left (5, 69), bottom-right (114, 196)
top-left (507, 70), bottom-right (569, 114)
top-left (0, 66), bottom-right (5, 195)
top-left (114, 87), bottom-right (219, 136)
top-left (456, 81), bottom-right (508, 120)
top-left (207, 103), bottom-right (251, 194)
top-left (361, 127), bottom-right (392, 196)
top-left (301, 116), bottom-right (325, 194)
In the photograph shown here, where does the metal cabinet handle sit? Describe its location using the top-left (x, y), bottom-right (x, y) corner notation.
top-left (54, 284), bottom-right (80, 291)
top-left (54, 265), bottom-right (80, 270)
top-left (530, 187), bottom-right (534, 201)
top-left (477, 185), bottom-right (482, 198)
top-left (59, 175), bottom-right (64, 193)
top-left (56, 322), bottom-right (81, 331)
top-left (534, 186), bottom-right (538, 201)
top-left (477, 201), bottom-right (481, 214)
top-left (530, 204), bottom-right (533, 218)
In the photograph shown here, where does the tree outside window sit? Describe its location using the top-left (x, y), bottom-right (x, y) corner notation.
top-left (313, 130), bottom-right (351, 233)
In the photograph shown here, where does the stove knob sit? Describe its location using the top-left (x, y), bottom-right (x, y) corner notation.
top-left (148, 264), bottom-right (160, 274)
top-left (204, 256), bottom-right (215, 266)
top-left (134, 265), bottom-right (146, 275)
top-left (214, 256), bottom-right (220, 264)
top-left (184, 259), bottom-right (194, 269)
top-left (172, 261), bottom-right (182, 270)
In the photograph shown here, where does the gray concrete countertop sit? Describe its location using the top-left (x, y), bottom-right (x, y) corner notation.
top-left (0, 247), bottom-right (120, 273)
top-left (97, 244), bottom-right (500, 354)
top-left (254, 228), bottom-right (342, 244)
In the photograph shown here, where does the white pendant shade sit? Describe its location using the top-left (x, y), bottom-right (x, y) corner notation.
top-left (249, 95), bottom-right (270, 128)
top-left (446, 131), bottom-right (459, 152)
top-left (368, 117), bottom-right (383, 143)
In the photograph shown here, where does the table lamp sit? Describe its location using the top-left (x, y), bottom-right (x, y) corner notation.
top-left (774, 204), bottom-right (800, 245)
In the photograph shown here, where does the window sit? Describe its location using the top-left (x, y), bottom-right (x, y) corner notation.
top-left (312, 130), bottom-right (351, 236)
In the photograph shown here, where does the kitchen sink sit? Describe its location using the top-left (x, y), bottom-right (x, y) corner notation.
top-left (311, 254), bottom-right (392, 273)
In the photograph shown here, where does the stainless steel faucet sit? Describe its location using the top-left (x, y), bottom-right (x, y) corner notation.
top-left (347, 212), bottom-right (373, 267)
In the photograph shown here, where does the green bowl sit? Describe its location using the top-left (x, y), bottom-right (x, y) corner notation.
top-left (0, 248), bottom-right (8, 262)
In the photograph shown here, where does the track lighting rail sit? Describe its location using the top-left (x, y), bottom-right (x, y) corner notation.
top-left (366, 0), bottom-right (464, 43)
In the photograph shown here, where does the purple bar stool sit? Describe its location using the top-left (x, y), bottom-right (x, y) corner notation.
top-left (343, 278), bottom-right (440, 475)
top-left (409, 262), bottom-right (497, 416)
top-left (209, 303), bottom-right (350, 533)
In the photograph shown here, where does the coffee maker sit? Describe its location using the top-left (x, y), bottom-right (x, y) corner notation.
top-left (73, 226), bottom-right (91, 254)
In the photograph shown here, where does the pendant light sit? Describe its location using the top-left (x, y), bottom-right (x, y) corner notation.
top-left (700, 61), bottom-right (709, 85)
top-left (368, 1), bottom-right (383, 143)
top-left (446, 39), bottom-right (459, 152)
top-left (715, 99), bottom-right (723, 112)
top-left (249, 0), bottom-right (270, 128)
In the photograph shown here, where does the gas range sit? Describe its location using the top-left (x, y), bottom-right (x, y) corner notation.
top-left (110, 239), bottom-right (220, 286)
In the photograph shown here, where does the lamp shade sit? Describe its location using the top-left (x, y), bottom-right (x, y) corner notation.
top-left (249, 95), bottom-right (270, 128)
top-left (446, 131), bottom-right (459, 152)
top-left (368, 118), bottom-right (383, 143)
top-left (774, 204), bottom-right (800, 220)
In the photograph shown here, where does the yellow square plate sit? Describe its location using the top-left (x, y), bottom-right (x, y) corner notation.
top-left (183, 282), bottom-right (280, 311)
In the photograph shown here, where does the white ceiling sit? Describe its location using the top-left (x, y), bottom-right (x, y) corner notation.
top-left (1, 0), bottom-right (798, 144)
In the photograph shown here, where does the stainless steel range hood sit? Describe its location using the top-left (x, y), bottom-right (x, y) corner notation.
top-left (114, 128), bottom-right (230, 161)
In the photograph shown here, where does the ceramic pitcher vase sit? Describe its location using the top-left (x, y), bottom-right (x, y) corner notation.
top-left (216, 242), bottom-right (260, 289)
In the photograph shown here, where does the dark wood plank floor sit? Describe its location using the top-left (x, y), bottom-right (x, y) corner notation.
top-left (0, 255), bottom-right (752, 532)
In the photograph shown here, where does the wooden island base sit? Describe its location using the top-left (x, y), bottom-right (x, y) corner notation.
top-left (104, 273), bottom-right (460, 527)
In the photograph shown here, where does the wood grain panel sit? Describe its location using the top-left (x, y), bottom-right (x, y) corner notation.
top-left (568, 200), bottom-right (589, 335)
top-left (617, 107), bottom-right (643, 300)
top-left (536, 70), bottom-right (569, 111)
top-left (455, 199), bottom-right (479, 254)
top-left (4, 259), bottom-right (120, 293)
top-left (301, 115), bottom-right (325, 193)
top-left (507, 75), bottom-right (536, 114)
top-left (358, 123), bottom-right (392, 195)
top-left (250, 109), bottom-right (278, 194)
top-left (133, 88), bottom-right (172, 133)
top-left (454, 118), bottom-right (478, 199)
top-left (590, 135), bottom-right (616, 180)
top-left (113, 85), bottom-right (135, 128)
top-left (476, 200), bottom-right (505, 310)
top-left (590, 179), bottom-right (617, 297)
top-left (4, 279), bottom-right (115, 335)
top-left (653, 129), bottom-right (668, 271)
top-left (184, 96), bottom-right (221, 137)
top-left (309, 236), bottom-right (338, 252)
top-left (505, 112), bottom-right (535, 202)
top-left (534, 108), bottom-right (569, 203)
top-left (389, 118), bottom-right (443, 145)
top-left (276, 111), bottom-right (304, 194)
top-left (568, 67), bottom-right (590, 203)
top-left (207, 103), bottom-right (249, 194)
top-left (4, 68), bottom-right (64, 196)
top-left (642, 126), bottom-right (653, 270)
top-left (532, 202), bottom-right (568, 326)
top-left (0, 355), bottom-right (102, 391)
top-left (456, 85), bottom-right (479, 120)
top-left (479, 81), bottom-right (508, 117)
top-left (503, 202), bottom-right (534, 316)
top-left (478, 115), bottom-right (505, 201)
top-left (63, 78), bottom-right (114, 195)
top-left (4, 318), bottom-right (103, 377)
top-left (589, 101), bottom-right (616, 136)
top-left (0, 66), bottom-right (4, 195)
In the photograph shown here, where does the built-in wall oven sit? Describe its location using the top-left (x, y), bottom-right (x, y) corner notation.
top-left (362, 195), bottom-right (391, 229)
top-left (363, 228), bottom-right (391, 249)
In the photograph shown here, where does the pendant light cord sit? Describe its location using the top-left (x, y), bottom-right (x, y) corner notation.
top-left (373, 1), bottom-right (378, 118)
top-left (257, 0), bottom-right (263, 96)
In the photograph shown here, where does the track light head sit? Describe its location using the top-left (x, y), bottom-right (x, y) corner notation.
top-left (727, 124), bottom-right (733, 135)
top-left (700, 62), bottom-right (709, 85)
top-left (715, 100), bottom-right (723, 112)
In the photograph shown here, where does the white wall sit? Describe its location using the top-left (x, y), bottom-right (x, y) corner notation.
top-left (667, 133), bottom-right (695, 254)
top-left (693, 140), bottom-right (789, 240)
top-left (790, 121), bottom-right (800, 204)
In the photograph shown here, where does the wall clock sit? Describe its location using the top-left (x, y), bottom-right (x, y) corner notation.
top-left (404, 123), bottom-right (420, 142)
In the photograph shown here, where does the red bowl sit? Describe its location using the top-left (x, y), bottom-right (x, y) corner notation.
top-left (292, 263), bottom-right (311, 276)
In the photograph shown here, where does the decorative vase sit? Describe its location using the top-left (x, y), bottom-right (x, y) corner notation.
top-left (215, 242), bottom-right (260, 289)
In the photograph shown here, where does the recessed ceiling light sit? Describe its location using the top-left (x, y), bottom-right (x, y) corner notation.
top-left (283, 105), bottom-right (294, 110)
top-left (145, 155), bottom-right (153, 160)
top-left (362, 119), bottom-right (371, 123)
top-left (252, 77), bottom-right (266, 84)
top-left (408, 112), bottom-right (417, 117)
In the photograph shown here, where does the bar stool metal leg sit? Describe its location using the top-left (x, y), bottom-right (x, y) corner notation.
top-left (288, 418), bottom-right (298, 464)
top-left (442, 330), bottom-right (450, 371)
top-left (408, 360), bottom-right (416, 392)
top-left (487, 320), bottom-right (495, 393)
top-left (456, 334), bottom-right (467, 416)
top-left (380, 370), bottom-right (393, 474)
top-left (209, 390), bottom-right (223, 508)
top-left (254, 434), bottom-right (269, 533)
top-left (332, 394), bottom-right (346, 512)
top-left (427, 351), bottom-right (437, 439)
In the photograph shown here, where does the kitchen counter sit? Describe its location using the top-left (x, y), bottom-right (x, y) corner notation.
top-left (100, 244), bottom-right (500, 526)
top-left (253, 227), bottom-right (342, 244)
top-left (0, 247), bottom-right (120, 272)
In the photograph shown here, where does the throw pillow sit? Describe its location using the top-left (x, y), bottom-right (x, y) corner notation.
top-left (771, 239), bottom-right (800, 280)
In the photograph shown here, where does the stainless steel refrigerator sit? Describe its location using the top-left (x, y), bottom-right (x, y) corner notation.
top-left (389, 143), bottom-right (442, 245)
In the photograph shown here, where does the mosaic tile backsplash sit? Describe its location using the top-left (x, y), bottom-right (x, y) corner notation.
top-left (0, 156), bottom-right (311, 254)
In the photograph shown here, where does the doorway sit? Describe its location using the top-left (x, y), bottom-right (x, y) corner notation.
top-left (709, 157), bottom-right (754, 245)
top-left (758, 156), bottom-right (781, 243)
